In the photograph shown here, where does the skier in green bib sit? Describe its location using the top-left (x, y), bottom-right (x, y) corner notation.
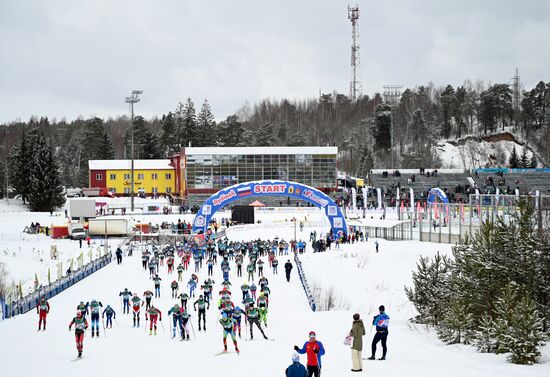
top-left (219, 312), bottom-right (239, 354)
top-left (245, 302), bottom-right (268, 340)
top-left (69, 310), bottom-right (89, 358)
top-left (177, 263), bottom-right (184, 282)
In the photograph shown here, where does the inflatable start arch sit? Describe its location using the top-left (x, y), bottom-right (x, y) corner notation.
top-left (192, 180), bottom-right (347, 235)
top-left (427, 188), bottom-right (450, 204)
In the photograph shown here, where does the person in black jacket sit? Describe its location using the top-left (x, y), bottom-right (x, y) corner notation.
top-left (284, 260), bottom-right (293, 282)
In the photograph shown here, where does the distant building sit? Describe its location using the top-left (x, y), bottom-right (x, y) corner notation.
top-left (88, 160), bottom-right (175, 196)
top-left (88, 146), bottom-right (338, 201)
top-left (170, 146), bottom-right (338, 198)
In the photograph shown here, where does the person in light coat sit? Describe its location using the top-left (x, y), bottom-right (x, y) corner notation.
top-left (349, 313), bottom-right (366, 372)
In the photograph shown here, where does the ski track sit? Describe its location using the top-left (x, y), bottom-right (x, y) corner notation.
top-left (0, 224), bottom-right (549, 377)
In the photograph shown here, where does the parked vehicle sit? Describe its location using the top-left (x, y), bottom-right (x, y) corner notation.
top-left (82, 187), bottom-right (114, 197)
top-left (69, 227), bottom-right (87, 240)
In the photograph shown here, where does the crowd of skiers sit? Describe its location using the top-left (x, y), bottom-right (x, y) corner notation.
top-left (35, 232), bottom-right (389, 374)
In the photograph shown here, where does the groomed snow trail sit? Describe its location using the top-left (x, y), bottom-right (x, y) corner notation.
top-left (1, 223), bottom-right (549, 377)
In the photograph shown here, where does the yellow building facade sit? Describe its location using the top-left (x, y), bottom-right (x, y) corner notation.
top-left (89, 160), bottom-right (175, 196)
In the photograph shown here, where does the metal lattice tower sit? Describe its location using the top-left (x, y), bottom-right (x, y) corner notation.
top-left (348, 5), bottom-right (361, 100)
top-left (512, 67), bottom-right (521, 112)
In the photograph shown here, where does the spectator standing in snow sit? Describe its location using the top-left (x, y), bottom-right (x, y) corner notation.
top-left (116, 247), bottom-right (123, 264)
top-left (349, 313), bottom-right (365, 372)
top-left (368, 305), bottom-right (390, 360)
top-left (286, 352), bottom-right (307, 377)
top-left (284, 260), bottom-right (293, 282)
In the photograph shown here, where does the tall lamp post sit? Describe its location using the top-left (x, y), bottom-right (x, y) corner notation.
top-left (125, 90), bottom-right (143, 212)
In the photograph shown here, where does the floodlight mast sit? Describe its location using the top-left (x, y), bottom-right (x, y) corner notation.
top-left (124, 90), bottom-right (142, 212)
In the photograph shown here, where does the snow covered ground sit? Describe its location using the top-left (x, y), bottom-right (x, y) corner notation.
top-left (0, 200), bottom-right (95, 293)
top-left (0, 209), bottom-right (549, 376)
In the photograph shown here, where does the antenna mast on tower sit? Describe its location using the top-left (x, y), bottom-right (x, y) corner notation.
top-left (348, 4), bottom-right (361, 100)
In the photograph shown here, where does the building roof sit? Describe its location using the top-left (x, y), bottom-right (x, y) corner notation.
top-left (184, 146), bottom-right (338, 156)
top-left (89, 160), bottom-right (173, 170)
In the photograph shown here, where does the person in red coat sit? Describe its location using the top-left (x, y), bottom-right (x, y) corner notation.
top-left (294, 331), bottom-right (326, 377)
top-left (36, 297), bottom-right (50, 331)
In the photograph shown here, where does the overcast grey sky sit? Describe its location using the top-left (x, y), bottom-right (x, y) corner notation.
top-left (0, 0), bottom-right (548, 123)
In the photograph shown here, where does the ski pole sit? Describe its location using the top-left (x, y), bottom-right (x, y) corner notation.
top-left (190, 320), bottom-right (196, 340)
top-left (144, 317), bottom-right (148, 333)
top-left (102, 317), bottom-right (106, 337)
top-left (160, 319), bottom-right (165, 334)
top-left (114, 317), bottom-right (119, 328)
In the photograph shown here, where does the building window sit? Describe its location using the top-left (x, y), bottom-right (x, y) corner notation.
top-left (165, 173), bottom-right (172, 180)
top-left (124, 188), bottom-right (130, 194)
top-left (152, 187), bottom-right (158, 194)
top-left (109, 174), bottom-right (116, 180)
top-left (137, 173), bottom-right (144, 180)
top-left (166, 187), bottom-right (172, 193)
top-left (152, 173), bottom-right (158, 180)
top-left (95, 173), bottom-right (103, 180)
top-left (124, 173), bottom-right (130, 180)
top-left (109, 187), bottom-right (116, 194)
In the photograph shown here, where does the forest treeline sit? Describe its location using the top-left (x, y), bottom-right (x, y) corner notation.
top-left (1, 80), bottom-right (549, 193)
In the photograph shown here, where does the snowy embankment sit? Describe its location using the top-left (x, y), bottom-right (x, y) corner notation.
top-left (298, 237), bottom-right (550, 376)
top-left (0, 200), bottom-right (90, 293)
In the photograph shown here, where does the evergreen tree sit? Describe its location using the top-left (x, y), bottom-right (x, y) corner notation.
top-left (197, 100), bottom-right (216, 146)
top-left (287, 131), bottom-right (306, 147)
top-left (255, 123), bottom-right (275, 146)
top-left (0, 158), bottom-right (6, 199)
top-left (83, 117), bottom-right (114, 160)
top-left (141, 130), bottom-right (162, 159)
top-left (356, 146), bottom-right (374, 177)
top-left (57, 141), bottom-right (82, 188)
top-left (508, 147), bottom-right (519, 168)
top-left (404, 252), bottom-right (453, 325)
top-left (437, 298), bottom-right (474, 344)
top-left (8, 139), bottom-right (28, 203)
top-left (99, 129), bottom-right (115, 160)
top-left (506, 296), bottom-right (546, 365)
top-left (219, 115), bottom-right (245, 146)
top-left (529, 154), bottom-right (538, 168)
top-left (440, 85), bottom-right (456, 139)
top-left (493, 284), bottom-right (520, 354)
top-left (27, 136), bottom-right (65, 212)
top-left (474, 314), bottom-right (497, 353)
top-left (372, 104), bottom-right (392, 151)
top-left (277, 123), bottom-right (288, 145)
top-left (177, 98), bottom-right (198, 147)
top-left (519, 148), bottom-right (529, 168)
top-left (161, 112), bottom-right (177, 155)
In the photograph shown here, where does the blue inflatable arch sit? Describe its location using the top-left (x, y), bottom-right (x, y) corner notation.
top-left (192, 180), bottom-right (347, 235)
top-left (427, 188), bottom-right (450, 204)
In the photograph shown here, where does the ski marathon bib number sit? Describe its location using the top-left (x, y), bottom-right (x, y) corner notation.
top-left (377, 318), bottom-right (389, 327)
top-left (76, 321), bottom-right (86, 331)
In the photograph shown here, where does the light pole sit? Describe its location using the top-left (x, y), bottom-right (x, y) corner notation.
top-left (383, 85), bottom-right (402, 170)
top-left (125, 90), bottom-right (143, 212)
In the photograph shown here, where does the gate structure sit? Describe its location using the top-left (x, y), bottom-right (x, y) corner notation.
top-left (192, 180), bottom-right (347, 236)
